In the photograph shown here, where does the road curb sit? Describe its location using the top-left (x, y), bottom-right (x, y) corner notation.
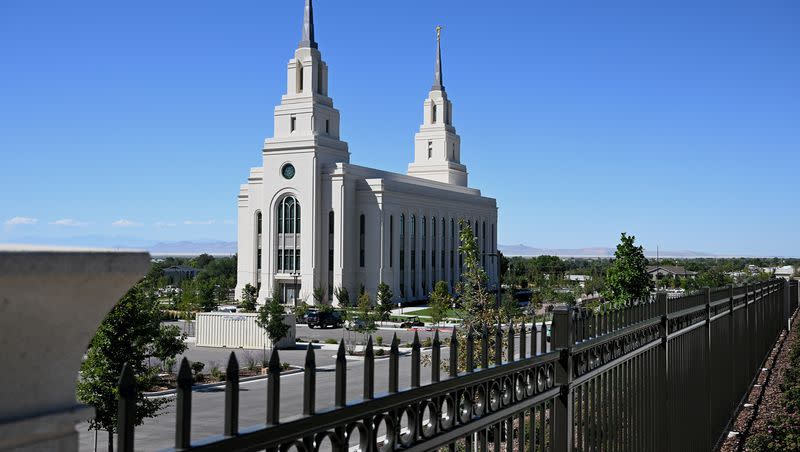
top-left (143, 367), bottom-right (303, 398)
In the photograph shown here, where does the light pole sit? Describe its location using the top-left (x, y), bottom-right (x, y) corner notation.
top-left (291, 271), bottom-right (300, 308)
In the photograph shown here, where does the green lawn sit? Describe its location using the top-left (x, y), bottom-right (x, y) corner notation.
top-left (404, 307), bottom-right (463, 319)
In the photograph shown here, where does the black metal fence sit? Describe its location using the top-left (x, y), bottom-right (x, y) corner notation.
top-left (114, 279), bottom-right (798, 452)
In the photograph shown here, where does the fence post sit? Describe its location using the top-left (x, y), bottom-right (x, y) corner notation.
top-left (784, 279), bottom-right (791, 331)
top-left (656, 292), bottom-right (669, 452)
top-left (703, 287), bottom-right (712, 450)
top-left (552, 304), bottom-right (574, 452)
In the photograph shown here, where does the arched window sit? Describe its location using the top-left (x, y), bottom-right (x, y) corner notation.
top-left (421, 216), bottom-right (427, 295)
top-left (432, 104), bottom-right (437, 124)
top-left (277, 196), bottom-right (300, 272)
top-left (359, 214), bottom-right (365, 267)
top-left (450, 218), bottom-right (455, 288)
top-left (297, 62), bottom-right (304, 93)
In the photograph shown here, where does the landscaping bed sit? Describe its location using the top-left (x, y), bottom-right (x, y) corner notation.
top-left (145, 361), bottom-right (297, 392)
top-left (720, 312), bottom-right (800, 451)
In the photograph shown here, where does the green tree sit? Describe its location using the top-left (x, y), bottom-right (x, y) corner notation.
top-left (256, 288), bottom-right (290, 348)
top-left (602, 233), bottom-right (652, 308)
top-left (76, 281), bottom-right (184, 452)
top-left (150, 325), bottom-right (188, 371)
top-left (376, 282), bottom-right (394, 321)
top-left (456, 219), bottom-right (497, 330)
top-left (356, 290), bottom-right (377, 335)
top-left (428, 280), bottom-right (452, 326)
top-left (334, 286), bottom-right (350, 308)
top-left (240, 283), bottom-right (258, 312)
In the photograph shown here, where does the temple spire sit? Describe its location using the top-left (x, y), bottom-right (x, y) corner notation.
top-left (299, 0), bottom-right (318, 49)
top-left (432, 25), bottom-right (444, 91)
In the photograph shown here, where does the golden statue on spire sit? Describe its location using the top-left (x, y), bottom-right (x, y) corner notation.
top-left (436, 25), bottom-right (442, 42)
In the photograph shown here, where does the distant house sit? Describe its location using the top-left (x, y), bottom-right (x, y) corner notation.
top-left (163, 265), bottom-right (200, 285)
top-left (762, 265), bottom-right (796, 280)
top-left (646, 266), bottom-right (697, 282)
top-left (567, 274), bottom-right (592, 288)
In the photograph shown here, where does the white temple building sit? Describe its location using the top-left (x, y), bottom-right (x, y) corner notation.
top-left (235, 0), bottom-right (498, 306)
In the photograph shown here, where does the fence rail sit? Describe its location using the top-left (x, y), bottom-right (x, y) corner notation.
top-left (114, 279), bottom-right (798, 452)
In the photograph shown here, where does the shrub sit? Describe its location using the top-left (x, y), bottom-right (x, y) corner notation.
top-left (281, 362), bottom-right (291, 371)
top-left (375, 348), bottom-right (386, 356)
top-left (422, 337), bottom-right (432, 348)
top-left (376, 336), bottom-right (383, 346)
top-left (242, 351), bottom-right (257, 371)
top-left (324, 338), bottom-right (338, 345)
top-left (312, 339), bottom-right (320, 343)
top-left (209, 361), bottom-right (223, 381)
top-left (190, 361), bottom-right (205, 376)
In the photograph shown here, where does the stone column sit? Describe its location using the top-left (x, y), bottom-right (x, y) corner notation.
top-left (0, 246), bottom-right (149, 452)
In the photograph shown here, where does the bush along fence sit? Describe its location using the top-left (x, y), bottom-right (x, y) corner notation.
top-left (114, 279), bottom-right (798, 452)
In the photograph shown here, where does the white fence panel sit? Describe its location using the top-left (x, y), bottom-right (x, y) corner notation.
top-left (196, 313), bottom-right (296, 350)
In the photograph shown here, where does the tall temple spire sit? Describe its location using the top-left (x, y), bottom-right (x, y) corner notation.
top-left (432, 25), bottom-right (444, 91)
top-left (299, 0), bottom-right (318, 49)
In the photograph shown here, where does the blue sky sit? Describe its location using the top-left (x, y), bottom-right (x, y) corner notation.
top-left (1, 1), bottom-right (798, 256)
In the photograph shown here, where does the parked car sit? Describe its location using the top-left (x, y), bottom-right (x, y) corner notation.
top-left (345, 317), bottom-right (366, 331)
top-left (307, 311), bottom-right (343, 329)
top-left (399, 316), bottom-right (425, 328)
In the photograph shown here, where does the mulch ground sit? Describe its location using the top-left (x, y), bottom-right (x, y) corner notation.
top-left (719, 312), bottom-right (799, 451)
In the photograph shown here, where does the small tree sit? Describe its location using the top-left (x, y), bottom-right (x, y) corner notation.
top-left (240, 283), bottom-right (258, 312)
top-left (77, 280), bottom-right (184, 452)
top-left (602, 233), bottom-right (652, 309)
top-left (256, 287), bottom-right (290, 350)
top-left (376, 282), bottom-right (394, 321)
top-left (428, 280), bottom-right (451, 326)
top-left (334, 286), bottom-right (350, 308)
top-left (356, 290), bottom-right (377, 336)
top-left (151, 325), bottom-right (188, 371)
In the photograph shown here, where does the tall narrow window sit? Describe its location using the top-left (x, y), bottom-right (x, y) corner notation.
top-left (411, 215), bottom-right (416, 297)
top-left (389, 216), bottom-right (394, 268)
top-left (431, 217), bottom-right (436, 282)
top-left (359, 214), bottom-right (365, 267)
top-left (451, 143), bottom-right (455, 160)
top-left (400, 214), bottom-right (405, 298)
top-left (432, 104), bottom-right (437, 123)
top-left (297, 63), bottom-right (304, 92)
top-left (427, 141), bottom-right (433, 159)
top-left (290, 116), bottom-right (296, 133)
top-left (482, 221), bottom-right (487, 269)
top-left (459, 221), bottom-right (463, 276)
top-left (421, 216), bottom-right (426, 295)
top-left (328, 211), bottom-right (334, 297)
top-left (325, 119), bottom-right (330, 134)
top-left (441, 218), bottom-right (446, 280)
top-left (255, 211), bottom-right (263, 271)
top-left (450, 218), bottom-right (455, 288)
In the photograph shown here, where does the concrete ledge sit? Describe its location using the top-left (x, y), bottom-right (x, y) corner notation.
top-left (0, 246), bottom-right (150, 451)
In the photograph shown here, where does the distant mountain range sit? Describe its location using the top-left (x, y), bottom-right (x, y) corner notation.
top-left (2, 237), bottom-right (715, 258)
top-left (497, 244), bottom-right (714, 258)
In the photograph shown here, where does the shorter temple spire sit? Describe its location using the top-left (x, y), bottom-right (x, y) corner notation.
top-left (299, 0), bottom-right (318, 49)
top-left (432, 25), bottom-right (444, 91)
